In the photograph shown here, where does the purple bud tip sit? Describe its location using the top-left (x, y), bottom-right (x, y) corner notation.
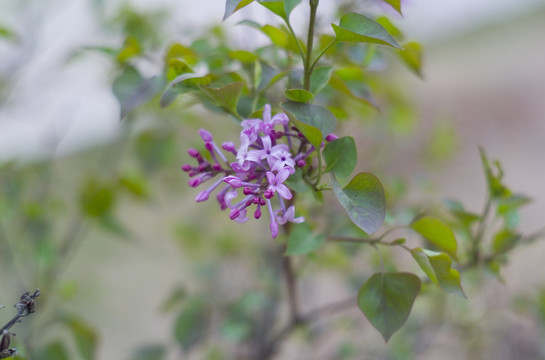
top-left (188, 178), bottom-right (201, 187)
top-left (205, 142), bottom-right (214, 152)
top-left (188, 171), bottom-right (197, 177)
top-left (264, 189), bottom-right (274, 199)
top-left (252, 197), bottom-right (261, 204)
top-left (270, 222), bottom-right (278, 239)
top-left (254, 208), bottom-right (262, 219)
top-left (245, 199), bottom-right (253, 206)
top-left (198, 163), bottom-right (209, 172)
top-left (222, 142), bottom-right (236, 152)
top-left (297, 159), bottom-right (306, 167)
top-left (229, 209), bottom-right (240, 220)
top-left (195, 191), bottom-right (209, 202)
top-left (181, 164), bottom-right (192, 172)
top-left (188, 148), bottom-right (200, 158)
top-left (212, 163), bottom-right (222, 171)
top-left (199, 129), bottom-right (213, 142)
top-left (224, 176), bottom-right (242, 188)
top-left (260, 198), bottom-right (266, 206)
top-left (243, 187), bottom-right (253, 195)
top-left (325, 133), bottom-right (339, 142)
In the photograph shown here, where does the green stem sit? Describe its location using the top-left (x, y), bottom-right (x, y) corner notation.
top-left (471, 195), bottom-right (493, 264)
top-left (285, 21), bottom-right (306, 64)
top-left (308, 40), bottom-right (335, 75)
top-left (303, 0), bottom-right (319, 91)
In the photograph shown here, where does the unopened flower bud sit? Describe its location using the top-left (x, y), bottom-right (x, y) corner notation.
top-left (181, 164), bottom-right (192, 172)
top-left (199, 129), bottom-right (214, 142)
top-left (224, 176), bottom-right (243, 188)
top-left (188, 148), bottom-right (200, 158)
top-left (325, 133), bottom-right (338, 142)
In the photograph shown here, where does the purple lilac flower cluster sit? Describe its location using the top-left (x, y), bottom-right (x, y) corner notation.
top-left (182, 105), bottom-right (308, 238)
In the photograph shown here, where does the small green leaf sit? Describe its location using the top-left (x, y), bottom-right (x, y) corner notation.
top-left (160, 73), bottom-right (212, 108)
top-left (479, 148), bottom-right (510, 199)
top-left (411, 216), bottom-right (457, 260)
top-left (492, 229), bottom-right (522, 254)
top-left (411, 248), bottom-right (466, 298)
top-left (443, 199), bottom-right (481, 227)
top-left (117, 37), bottom-right (141, 62)
top-left (329, 74), bottom-right (377, 109)
top-left (262, 24), bottom-right (289, 47)
top-left (281, 101), bottom-right (337, 148)
top-left (381, 0), bottom-right (402, 15)
top-left (174, 299), bottom-right (210, 352)
top-left (286, 222), bottom-right (325, 255)
top-left (496, 194), bottom-right (531, 215)
top-left (199, 82), bottom-right (244, 114)
top-left (79, 179), bottom-right (115, 218)
top-left (358, 272), bottom-right (420, 342)
top-left (332, 13), bottom-right (401, 49)
top-left (63, 315), bottom-right (98, 360)
top-left (224, 0), bottom-right (254, 20)
top-left (132, 345), bottom-right (167, 360)
top-left (166, 58), bottom-right (192, 81)
top-left (113, 66), bottom-right (164, 118)
top-left (257, 0), bottom-right (302, 21)
top-left (310, 66), bottom-right (334, 94)
top-left (284, 89), bottom-right (314, 103)
top-left (397, 42), bottom-right (423, 77)
top-left (118, 172), bottom-right (150, 199)
top-left (35, 342), bottom-right (70, 360)
top-left (331, 172), bottom-right (386, 235)
top-left (229, 50), bottom-right (258, 63)
top-left (323, 136), bottom-right (357, 177)
top-left (284, 167), bottom-right (310, 193)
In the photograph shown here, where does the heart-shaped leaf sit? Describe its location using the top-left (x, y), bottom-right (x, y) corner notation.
top-left (358, 272), bottom-right (421, 342)
top-left (331, 172), bottom-right (385, 235)
top-left (332, 13), bottom-right (401, 49)
top-left (199, 82), bottom-right (245, 114)
top-left (323, 136), bottom-right (357, 178)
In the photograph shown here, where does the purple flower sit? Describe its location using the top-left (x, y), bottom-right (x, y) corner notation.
top-left (182, 104), bottom-right (309, 239)
top-left (266, 168), bottom-right (292, 200)
top-left (275, 205), bottom-right (305, 225)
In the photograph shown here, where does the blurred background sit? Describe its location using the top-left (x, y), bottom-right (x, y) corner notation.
top-left (1, 0), bottom-right (544, 359)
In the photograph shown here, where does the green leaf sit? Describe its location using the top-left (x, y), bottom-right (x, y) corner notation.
top-left (310, 66), bottom-right (333, 94)
top-left (284, 167), bottom-right (310, 193)
top-left (479, 148), bottom-right (510, 199)
top-left (132, 345), bottom-right (167, 360)
top-left (35, 342), bottom-right (70, 360)
top-left (331, 172), bottom-right (386, 235)
top-left (79, 179), bottom-right (115, 218)
top-left (323, 136), bottom-right (357, 177)
top-left (329, 74), bottom-right (377, 109)
top-left (117, 36), bottom-right (141, 62)
top-left (381, 0), bottom-right (402, 15)
top-left (492, 229), bottom-right (522, 254)
top-left (229, 50), bottom-right (258, 63)
top-left (411, 248), bottom-right (466, 297)
top-left (284, 89), bottom-right (314, 103)
top-left (160, 73), bottom-right (212, 108)
top-left (224, 0), bottom-right (254, 20)
top-left (199, 82), bottom-right (244, 114)
top-left (281, 101), bottom-right (337, 148)
top-left (257, 0), bottom-right (302, 21)
top-left (332, 13), bottom-right (401, 49)
top-left (358, 272), bottom-right (420, 342)
top-left (118, 172), bottom-right (150, 199)
top-left (496, 194), bottom-right (531, 215)
top-left (174, 299), bottom-right (210, 352)
top-left (286, 222), bottom-right (325, 255)
top-left (64, 315), bottom-right (98, 360)
top-left (166, 58), bottom-right (192, 82)
top-left (397, 42), bottom-right (423, 77)
top-left (262, 24), bottom-right (289, 47)
top-left (113, 66), bottom-right (164, 118)
top-left (411, 216), bottom-right (457, 260)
